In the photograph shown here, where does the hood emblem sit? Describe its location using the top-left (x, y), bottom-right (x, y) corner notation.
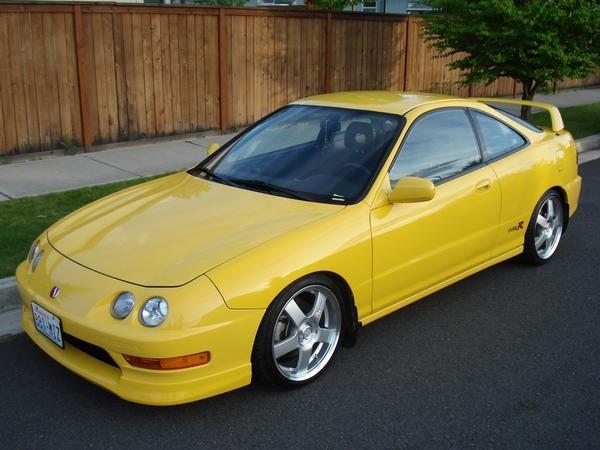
top-left (49, 286), bottom-right (60, 299)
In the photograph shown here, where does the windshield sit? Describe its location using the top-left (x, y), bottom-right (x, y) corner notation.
top-left (190, 106), bottom-right (404, 204)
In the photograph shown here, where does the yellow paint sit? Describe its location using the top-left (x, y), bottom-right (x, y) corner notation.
top-left (473, 97), bottom-right (564, 132)
top-left (16, 92), bottom-right (581, 405)
top-left (388, 176), bottom-right (436, 203)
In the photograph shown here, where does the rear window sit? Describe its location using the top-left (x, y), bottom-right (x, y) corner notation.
top-left (493, 107), bottom-right (543, 133)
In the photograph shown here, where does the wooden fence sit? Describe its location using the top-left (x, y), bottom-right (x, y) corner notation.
top-left (0, 3), bottom-right (599, 156)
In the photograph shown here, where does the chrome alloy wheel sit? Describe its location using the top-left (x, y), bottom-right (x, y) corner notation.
top-left (534, 195), bottom-right (563, 260)
top-left (271, 285), bottom-right (342, 382)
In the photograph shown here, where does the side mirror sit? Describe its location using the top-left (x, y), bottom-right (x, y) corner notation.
top-left (207, 143), bottom-right (220, 156)
top-left (388, 177), bottom-right (435, 203)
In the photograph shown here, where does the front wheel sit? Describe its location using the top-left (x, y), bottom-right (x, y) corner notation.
top-left (522, 190), bottom-right (564, 265)
top-left (252, 276), bottom-right (343, 387)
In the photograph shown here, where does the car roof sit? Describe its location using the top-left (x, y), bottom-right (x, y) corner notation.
top-left (292, 91), bottom-right (460, 116)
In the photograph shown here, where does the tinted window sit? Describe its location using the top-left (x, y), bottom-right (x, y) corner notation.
top-left (473, 112), bottom-right (526, 159)
top-left (493, 107), bottom-right (542, 133)
top-left (192, 106), bottom-right (404, 204)
top-left (389, 109), bottom-right (481, 185)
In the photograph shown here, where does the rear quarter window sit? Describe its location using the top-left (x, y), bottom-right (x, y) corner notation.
top-left (493, 107), bottom-right (543, 133)
top-left (472, 111), bottom-right (527, 160)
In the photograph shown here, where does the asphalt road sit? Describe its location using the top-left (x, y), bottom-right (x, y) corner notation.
top-left (1, 159), bottom-right (599, 449)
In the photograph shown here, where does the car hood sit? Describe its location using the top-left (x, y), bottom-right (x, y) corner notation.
top-left (48, 172), bottom-right (343, 287)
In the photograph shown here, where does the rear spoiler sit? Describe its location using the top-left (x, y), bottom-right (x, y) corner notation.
top-left (472, 97), bottom-right (564, 132)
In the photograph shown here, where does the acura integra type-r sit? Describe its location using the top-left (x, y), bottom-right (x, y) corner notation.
top-left (17, 92), bottom-right (581, 405)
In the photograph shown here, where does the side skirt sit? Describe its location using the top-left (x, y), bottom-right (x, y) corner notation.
top-left (360, 246), bottom-right (523, 326)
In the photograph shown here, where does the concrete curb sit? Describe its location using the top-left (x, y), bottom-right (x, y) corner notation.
top-left (0, 277), bottom-right (19, 313)
top-left (576, 134), bottom-right (600, 153)
top-left (0, 134), bottom-right (599, 335)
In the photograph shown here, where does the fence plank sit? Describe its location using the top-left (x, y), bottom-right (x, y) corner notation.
top-left (218, 8), bottom-right (227, 131)
top-left (102, 13), bottom-right (119, 142)
top-left (73, 5), bottom-right (90, 149)
top-left (160, 14), bottom-right (173, 135)
top-left (186, 14), bottom-right (198, 131)
top-left (122, 13), bottom-right (137, 138)
top-left (178, 14), bottom-right (189, 132)
top-left (203, 15), bottom-right (219, 129)
top-left (142, 13), bottom-right (156, 136)
top-left (113, 13), bottom-right (128, 139)
top-left (194, 14), bottom-right (206, 130)
top-left (151, 14), bottom-right (165, 136)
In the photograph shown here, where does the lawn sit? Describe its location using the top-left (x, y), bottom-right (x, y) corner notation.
top-left (0, 174), bottom-right (169, 279)
top-left (530, 102), bottom-right (600, 139)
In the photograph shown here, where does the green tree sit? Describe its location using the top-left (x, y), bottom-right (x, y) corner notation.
top-left (308, 0), bottom-right (362, 10)
top-left (421, 0), bottom-right (600, 119)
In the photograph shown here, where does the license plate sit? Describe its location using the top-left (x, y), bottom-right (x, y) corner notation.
top-left (32, 302), bottom-right (64, 349)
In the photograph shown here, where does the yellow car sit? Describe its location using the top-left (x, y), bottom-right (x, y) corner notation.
top-left (17, 92), bottom-right (581, 405)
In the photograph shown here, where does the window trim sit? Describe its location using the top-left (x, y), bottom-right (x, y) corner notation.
top-left (467, 108), bottom-right (530, 164)
top-left (387, 107), bottom-right (487, 188)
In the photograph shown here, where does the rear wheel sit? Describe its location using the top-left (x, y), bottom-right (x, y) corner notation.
top-left (522, 190), bottom-right (564, 264)
top-left (252, 275), bottom-right (343, 387)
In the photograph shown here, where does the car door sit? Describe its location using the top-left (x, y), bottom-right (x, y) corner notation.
top-left (370, 107), bottom-right (501, 312)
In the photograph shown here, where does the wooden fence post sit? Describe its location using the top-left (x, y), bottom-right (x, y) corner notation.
top-left (218, 7), bottom-right (228, 133)
top-left (324, 12), bottom-right (332, 93)
top-left (73, 4), bottom-right (92, 151)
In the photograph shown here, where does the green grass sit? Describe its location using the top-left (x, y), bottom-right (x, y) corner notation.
top-left (531, 102), bottom-right (600, 139)
top-left (0, 174), bottom-right (169, 279)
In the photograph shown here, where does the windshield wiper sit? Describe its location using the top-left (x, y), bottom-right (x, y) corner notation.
top-left (229, 178), bottom-right (311, 201)
top-left (192, 167), bottom-right (237, 187)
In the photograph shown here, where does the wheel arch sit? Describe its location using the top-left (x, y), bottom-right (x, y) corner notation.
top-left (550, 185), bottom-right (570, 233)
top-left (314, 271), bottom-right (359, 348)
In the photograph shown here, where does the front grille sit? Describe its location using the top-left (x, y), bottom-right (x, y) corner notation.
top-left (63, 333), bottom-right (119, 368)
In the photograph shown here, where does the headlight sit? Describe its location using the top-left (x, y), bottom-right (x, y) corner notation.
top-left (139, 297), bottom-right (168, 327)
top-left (31, 250), bottom-right (44, 272)
top-left (28, 240), bottom-right (40, 263)
top-left (111, 292), bottom-right (135, 319)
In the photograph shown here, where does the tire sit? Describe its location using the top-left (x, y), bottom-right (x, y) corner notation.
top-left (252, 275), bottom-right (344, 388)
top-left (522, 190), bottom-right (565, 265)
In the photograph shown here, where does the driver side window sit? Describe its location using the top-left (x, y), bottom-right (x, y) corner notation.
top-left (389, 109), bottom-right (481, 186)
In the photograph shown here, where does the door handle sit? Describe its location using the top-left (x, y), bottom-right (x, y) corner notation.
top-left (475, 179), bottom-right (491, 191)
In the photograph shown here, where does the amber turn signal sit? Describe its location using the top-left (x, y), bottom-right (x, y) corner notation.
top-left (123, 351), bottom-right (210, 370)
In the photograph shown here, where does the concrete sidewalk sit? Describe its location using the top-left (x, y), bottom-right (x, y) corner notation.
top-left (0, 132), bottom-right (236, 201)
top-left (493, 86), bottom-right (600, 116)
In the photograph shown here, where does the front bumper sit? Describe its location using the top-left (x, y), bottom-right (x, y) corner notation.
top-left (16, 246), bottom-right (264, 406)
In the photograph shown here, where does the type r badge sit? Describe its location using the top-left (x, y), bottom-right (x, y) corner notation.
top-left (49, 286), bottom-right (60, 299)
top-left (508, 221), bottom-right (524, 232)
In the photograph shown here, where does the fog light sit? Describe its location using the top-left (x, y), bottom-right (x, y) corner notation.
top-left (111, 292), bottom-right (135, 319)
top-left (139, 297), bottom-right (168, 327)
top-left (32, 250), bottom-right (44, 272)
top-left (28, 240), bottom-right (40, 263)
top-left (123, 352), bottom-right (210, 370)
